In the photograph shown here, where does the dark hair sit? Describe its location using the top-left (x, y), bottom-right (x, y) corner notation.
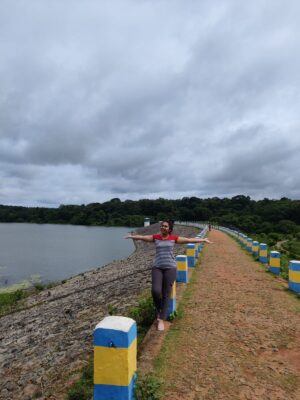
top-left (161, 219), bottom-right (174, 233)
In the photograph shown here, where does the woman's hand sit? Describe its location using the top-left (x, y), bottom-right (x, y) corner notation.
top-left (124, 234), bottom-right (154, 242)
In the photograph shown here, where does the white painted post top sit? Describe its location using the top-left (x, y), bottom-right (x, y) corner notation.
top-left (95, 316), bottom-right (135, 332)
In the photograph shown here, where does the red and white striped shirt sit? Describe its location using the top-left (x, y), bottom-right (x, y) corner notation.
top-left (152, 234), bottom-right (178, 269)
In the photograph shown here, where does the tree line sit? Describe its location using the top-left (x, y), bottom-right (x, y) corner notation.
top-left (1, 195), bottom-right (300, 237)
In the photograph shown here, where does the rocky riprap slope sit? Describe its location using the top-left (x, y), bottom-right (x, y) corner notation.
top-left (0, 224), bottom-right (198, 400)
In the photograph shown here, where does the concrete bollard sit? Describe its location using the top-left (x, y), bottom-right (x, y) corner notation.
top-left (186, 244), bottom-right (196, 267)
top-left (259, 243), bottom-right (268, 263)
top-left (269, 251), bottom-right (281, 275)
top-left (194, 239), bottom-right (200, 258)
top-left (246, 238), bottom-right (253, 252)
top-left (241, 234), bottom-right (246, 247)
top-left (288, 260), bottom-right (300, 293)
top-left (252, 241), bottom-right (259, 256)
top-left (167, 281), bottom-right (176, 318)
top-left (176, 255), bottom-right (189, 283)
top-left (94, 316), bottom-right (137, 400)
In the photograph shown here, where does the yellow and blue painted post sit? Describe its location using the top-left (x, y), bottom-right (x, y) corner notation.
top-left (239, 233), bottom-right (244, 246)
top-left (259, 243), bottom-right (268, 264)
top-left (269, 251), bottom-right (281, 275)
top-left (252, 241), bottom-right (259, 256)
top-left (288, 260), bottom-right (300, 293)
top-left (167, 281), bottom-right (176, 318)
top-left (194, 238), bottom-right (200, 258)
top-left (241, 234), bottom-right (246, 247)
top-left (176, 255), bottom-right (189, 283)
top-left (94, 316), bottom-right (137, 400)
top-left (197, 234), bottom-right (204, 256)
top-left (238, 232), bottom-right (242, 243)
top-left (246, 238), bottom-right (253, 252)
top-left (186, 244), bottom-right (196, 267)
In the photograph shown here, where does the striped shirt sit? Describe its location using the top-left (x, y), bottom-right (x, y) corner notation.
top-left (152, 234), bottom-right (179, 269)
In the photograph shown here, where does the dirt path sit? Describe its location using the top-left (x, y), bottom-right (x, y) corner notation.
top-left (146, 229), bottom-right (300, 400)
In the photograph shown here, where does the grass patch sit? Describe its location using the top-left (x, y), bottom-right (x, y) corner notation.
top-left (127, 295), bottom-right (156, 347)
top-left (0, 279), bottom-right (61, 316)
top-left (32, 280), bottom-right (60, 291)
top-left (135, 373), bottom-right (163, 400)
top-left (152, 262), bottom-right (201, 397)
top-left (282, 373), bottom-right (299, 392)
top-left (0, 289), bottom-right (26, 315)
top-left (66, 359), bottom-right (93, 400)
top-left (107, 303), bottom-right (118, 315)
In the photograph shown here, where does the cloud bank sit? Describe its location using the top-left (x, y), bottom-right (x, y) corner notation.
top-left (1, 0), bottom-right (300, 206)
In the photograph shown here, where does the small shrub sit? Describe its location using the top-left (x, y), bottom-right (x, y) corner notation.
top-left (168, 310), bottom-right (179, 321)
top-left (135, 373), bottom-right (162, 400)
top-left (128, 296), bottom-right (156, 327)
top-left (280, 254), bottom-right (289, 280)
top-left (127, 295), bottom-right (156, 346)
top-left (0, 289), bottom-right (26, 314)
top-left (107, 304), bottom-right (118, 315)
top-left (46, 281), bottom-right (58, 289)
top-left (0, 289), bottom-right (24, 306)
top-left (33, 282), bottom-right (45, 291)
top-left (66, 359), bottom-right (93, 400)
top-left (67, 382), bottom-right (92, 400)
top-left (268, 232), bottom-right (281, 242)
top-left (295, 232), bottom-right (300, 240)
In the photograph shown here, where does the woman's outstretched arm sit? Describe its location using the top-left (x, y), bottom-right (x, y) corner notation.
top-left (176, 237), bottom-right (213, 245)
top-left (124, 234), bottom-right (154, 242)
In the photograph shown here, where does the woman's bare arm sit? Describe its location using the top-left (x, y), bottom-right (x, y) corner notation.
top-left (124, 234), bottom-right (154, 242)
top-left (176, 237), bottom-right (213, 245)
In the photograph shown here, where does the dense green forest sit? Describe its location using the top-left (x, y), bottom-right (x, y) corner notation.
top-left (1, 195), bottom-right (300, 287)
top-left (1, 195), bottom-right (300, 238)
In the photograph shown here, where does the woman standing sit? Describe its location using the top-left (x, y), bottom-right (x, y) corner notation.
top-left (125, 220), bottom-right (212, 331)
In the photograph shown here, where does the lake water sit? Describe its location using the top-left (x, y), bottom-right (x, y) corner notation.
top-left (0, 223), bottom-right (135, 290)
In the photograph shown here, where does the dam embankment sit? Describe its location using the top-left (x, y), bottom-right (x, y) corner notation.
top-left (0, 223), bottom-right (198, 400)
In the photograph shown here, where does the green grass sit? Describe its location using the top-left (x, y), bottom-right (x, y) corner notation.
top-left (150, 262), bottom-right (200, 398)
top-left (66, 359), bottom-right (93, 400)
top-left (0, 279), bottom-right (62, 316)
top-left (0, 289), bottom-right (25, 305)
top-left (135, 373), bottom-right (163, 400)
top-left (127, 295), bottom-right (156, 347)
top-left (32, 280), bottom-right (60, 291)
top-left (0, 289), bottom-right (26, 315)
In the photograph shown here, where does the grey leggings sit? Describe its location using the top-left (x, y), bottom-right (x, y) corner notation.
top-left (152, 267), bottom-right (177, 320)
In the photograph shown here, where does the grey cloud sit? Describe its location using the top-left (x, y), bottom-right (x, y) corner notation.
top-left (1, 1), bottom-right (300, 206)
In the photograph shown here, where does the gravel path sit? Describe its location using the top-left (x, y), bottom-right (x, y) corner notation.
top-left (160, 229), bottom-right (300, 400)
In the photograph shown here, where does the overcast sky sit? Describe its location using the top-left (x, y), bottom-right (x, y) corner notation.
top-left (1, 0), bottom-right (300, 207)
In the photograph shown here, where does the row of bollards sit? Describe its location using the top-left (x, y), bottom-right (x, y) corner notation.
top-left (93, 224), bottom-right (208, 400)
top-left (219, 227), bottom-right (300, 294)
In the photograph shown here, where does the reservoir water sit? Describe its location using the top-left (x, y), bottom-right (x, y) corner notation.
top-left (0, 223), bottom-right (135, 290)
